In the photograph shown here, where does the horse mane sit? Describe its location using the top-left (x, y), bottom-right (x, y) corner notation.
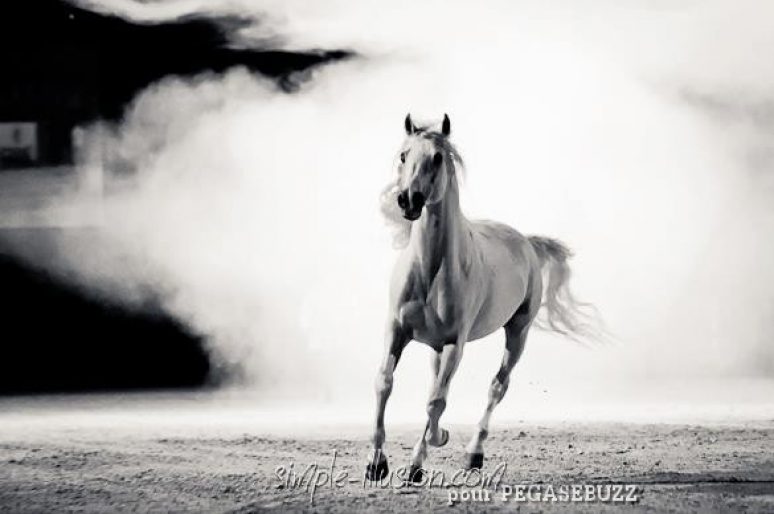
top-left (379, 128), bottom-right (465, 249)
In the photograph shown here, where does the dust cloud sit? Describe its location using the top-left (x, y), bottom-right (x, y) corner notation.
top-left (7, 0), bottom-right (774, 420)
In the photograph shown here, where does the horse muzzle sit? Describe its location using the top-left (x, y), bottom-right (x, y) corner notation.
top-left (398, 190), bottom-right (425, 221)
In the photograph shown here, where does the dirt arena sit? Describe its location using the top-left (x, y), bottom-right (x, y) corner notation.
top-left (1, 394), bottom-right (772, 513)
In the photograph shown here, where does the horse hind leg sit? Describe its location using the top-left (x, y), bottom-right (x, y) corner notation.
top-left (464, 311), bottom-right (530, 470)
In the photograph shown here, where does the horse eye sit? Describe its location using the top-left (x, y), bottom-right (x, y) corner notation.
top-left (433, 152), bottom-right (443, 167)
top-left (400, 152), bottom-right (407, 163)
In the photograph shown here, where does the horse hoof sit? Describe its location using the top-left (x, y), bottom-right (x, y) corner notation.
top-left (407, 464), bottom-right (425, 484)
top-left (438, 428), bottom-right (450, 447)
top-left (365, 458), bottom-right (389, 481)
top-left (464, 452), bottom-right (484, 470)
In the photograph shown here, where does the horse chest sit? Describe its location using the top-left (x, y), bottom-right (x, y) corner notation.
top-left (427, 271), bottom-right (459, 320)
top-left (397, 264), bottom-right (472, 346)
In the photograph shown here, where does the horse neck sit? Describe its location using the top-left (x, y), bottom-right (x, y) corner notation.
top-left (409, 176), bottom-right (468, 282)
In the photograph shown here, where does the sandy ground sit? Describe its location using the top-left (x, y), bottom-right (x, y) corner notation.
top-left (1, 396), bottom-right (773, 513)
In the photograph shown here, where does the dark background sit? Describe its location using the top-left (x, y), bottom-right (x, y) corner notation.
top-left (0, 0), bottom-right (350, 393)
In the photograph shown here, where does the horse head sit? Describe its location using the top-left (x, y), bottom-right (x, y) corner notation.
top-left (395, 113), bottom-right (454, 221)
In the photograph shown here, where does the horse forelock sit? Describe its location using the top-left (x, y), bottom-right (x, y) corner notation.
top-left (380, 130), bottom-right (465, 249)
top-left (417, 129), bottom-right (465, 177)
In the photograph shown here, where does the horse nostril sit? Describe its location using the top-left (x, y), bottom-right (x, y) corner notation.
top-left (397, 191), bottom-right (408, 209)
top-left (411, 191), bottom-right (425, 209)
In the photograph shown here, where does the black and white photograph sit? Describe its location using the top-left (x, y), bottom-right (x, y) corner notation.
top-left (1, 0), bottom-right (773, 512)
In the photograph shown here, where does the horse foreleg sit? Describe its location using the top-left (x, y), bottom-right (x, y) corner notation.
top-left (408, 340), bottom-right (464, 482)
top-left (366, 321), bottom-right (409, 481)
top-left (464, 324), bottom-right (529, 470)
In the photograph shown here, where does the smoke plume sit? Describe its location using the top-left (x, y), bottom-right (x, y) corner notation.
top-left (6, 0), bottom-right (774, 419)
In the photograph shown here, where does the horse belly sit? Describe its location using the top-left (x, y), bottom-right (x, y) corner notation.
top-left (468, 251), bottom-right (528, 341)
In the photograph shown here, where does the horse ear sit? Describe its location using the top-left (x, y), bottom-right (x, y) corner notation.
top-left (441, 113), bottom-right (451, 137)
top-left (404, 113), bottom-right (415, 135)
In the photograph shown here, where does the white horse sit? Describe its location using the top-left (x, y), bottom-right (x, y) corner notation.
top-left (366, 113), bottom-right (592, 483)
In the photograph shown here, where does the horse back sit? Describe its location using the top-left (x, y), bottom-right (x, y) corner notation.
top-left (471, 220), bottom-right (538, 270)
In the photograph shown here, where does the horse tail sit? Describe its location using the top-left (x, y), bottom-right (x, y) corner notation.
top-left (528, 235), bottom-right (599, 342)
